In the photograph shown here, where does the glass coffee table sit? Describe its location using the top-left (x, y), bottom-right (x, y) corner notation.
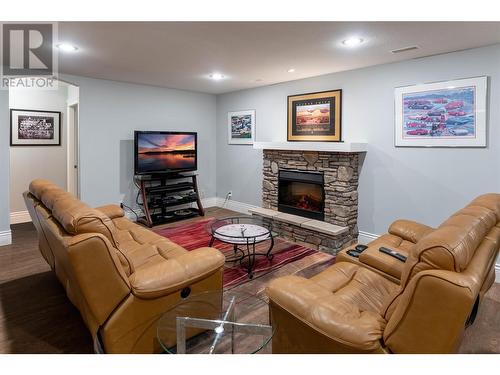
top-left (208, 217), bottom-right (274, 279)
top-left (157, 291), bottom-right (274, 354)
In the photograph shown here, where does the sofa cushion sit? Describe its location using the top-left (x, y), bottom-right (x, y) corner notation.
top-left (29, 179), bottom-right (119, 246)
top-left (400, 195), bottom-right (500, 288)
top-left (388, 220), bottom-right (434, 244)
top-left (111, 217), bottom-right (189, 275)
top-left (129, 247), bottom-right (225, 299)
top-left (266, 262), bottom-right (398, 351)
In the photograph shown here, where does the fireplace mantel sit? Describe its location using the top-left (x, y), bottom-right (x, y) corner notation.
top-left (253, 141), bottom-right (367, 153)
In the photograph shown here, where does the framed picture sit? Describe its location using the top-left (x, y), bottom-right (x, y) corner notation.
top-left (287, 89), bottom-right (342, 142)
top-left (10, 109), bottom-right (61, 146)
top-left (227, 110), bottom-right (255, 145)
top-left (395, 76), bottom-right (487, 147)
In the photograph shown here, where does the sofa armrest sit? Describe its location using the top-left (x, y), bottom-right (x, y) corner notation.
top-left (96, 204), bottom-right (125, 220)
top-left (129, 247), bottom-right (225, 299)
top-left (266, 275), bottom-right (386, 351)
top-left (388, 219), bottom-right (433, 243)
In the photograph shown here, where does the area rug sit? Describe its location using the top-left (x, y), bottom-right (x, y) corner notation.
top-left (154, 218), bottom-right (319, 289)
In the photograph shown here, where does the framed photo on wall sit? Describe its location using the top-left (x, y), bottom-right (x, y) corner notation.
top-left (395, 76), bottom-right (487, 147)
top-left (10, 109), bottom-right (61, 146)
top-left (227, 109), bottom-right (255, 145)
top-left (287, 89), bottom-right (342, 142)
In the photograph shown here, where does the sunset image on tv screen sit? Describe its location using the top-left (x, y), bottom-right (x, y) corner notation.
top-left (137, 133), bottom-right (196, 173)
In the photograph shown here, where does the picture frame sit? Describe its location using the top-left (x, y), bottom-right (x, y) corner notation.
top-left (395, 76), bottom-right (487, 147)
top-left (10, 109), bottom-right (62, 146)
top-left (227, 109), bottom-right (255, 145)
top-left (287, 89), bottom-right (342, 142)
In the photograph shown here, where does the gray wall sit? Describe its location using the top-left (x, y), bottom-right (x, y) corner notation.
top-left (0, 90), bottom-right (9, 235)
top-left (216, 44), bottom-right (500, 236)
top-left (9, 86), bottom-right (69, 213)
top-left (60, 74), bottom-right (217, 208)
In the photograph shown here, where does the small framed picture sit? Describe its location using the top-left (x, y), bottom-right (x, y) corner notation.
top-left (227, 110), bottom-right (255, 145)
top-left (10, 109), bottom-right (61, 146)
top-left (395, 76), bottom-right (487, 147)
top-left (287, 89), bottom-right (342, 142)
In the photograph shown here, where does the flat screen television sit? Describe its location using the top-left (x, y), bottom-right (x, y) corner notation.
top-left (134, 131), bottom-right (197, 175)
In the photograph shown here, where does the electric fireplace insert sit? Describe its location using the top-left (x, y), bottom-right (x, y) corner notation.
top-left (278, 169), bottom-right (325, 221)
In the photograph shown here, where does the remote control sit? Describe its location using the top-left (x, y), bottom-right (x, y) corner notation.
top-left (379, 247), bottom-right (407, 262)
top-left (347, 249), bottom-right (361, 258)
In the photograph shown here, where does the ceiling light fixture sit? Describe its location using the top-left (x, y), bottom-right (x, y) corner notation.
top-left (209, 72), bottom-right (225, 80)
top-left (287, 68), bottom-right (295, 73)
top-left (56, 43), bottom-right (78, 52)
top-left (342, 37), bottom-right (364, 47)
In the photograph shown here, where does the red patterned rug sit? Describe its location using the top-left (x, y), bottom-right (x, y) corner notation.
top-left (154, 218), bottom-right (318, 289)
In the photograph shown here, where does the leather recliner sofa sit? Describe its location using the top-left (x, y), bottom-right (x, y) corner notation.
top-left (24, 179), bottom-right (225, 353)
top-left (266, 194), bottom-right (500, 353)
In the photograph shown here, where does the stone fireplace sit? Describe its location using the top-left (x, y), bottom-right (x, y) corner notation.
top-left (262, 149), bottom-right (362, 245)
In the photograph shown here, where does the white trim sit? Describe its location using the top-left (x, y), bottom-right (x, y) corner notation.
top-left (217, 198), bottom-right (259, 215)
top-left (10, 210), bottom-right (31, 224)
top-left (358, 230), bottom-right (379, 245)
top-left (495, 264), bottom-right (500, 284)
top-left (202, 197), bottom-right (218, 208)
top-left (253, 141), bottom-right (368, 152)
top-left (0, 230), bottom-right (12, 246)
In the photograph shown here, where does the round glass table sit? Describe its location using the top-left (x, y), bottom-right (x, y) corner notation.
top-left (157, 291), bottom-right (274, 354)
top-left (207, 217), bottom-right (274, 279)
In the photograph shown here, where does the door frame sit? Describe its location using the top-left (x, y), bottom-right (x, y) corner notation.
top-left (62, 78), bottom-right (81, 198)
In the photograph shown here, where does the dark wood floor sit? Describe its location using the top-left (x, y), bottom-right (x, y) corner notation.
top-left (1, 207), bottom-right (499, 353)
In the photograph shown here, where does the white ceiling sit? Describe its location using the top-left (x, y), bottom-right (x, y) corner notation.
top-left (58, 22), bottom-right (500, 94)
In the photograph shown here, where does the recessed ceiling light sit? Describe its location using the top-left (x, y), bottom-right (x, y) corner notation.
top-left (287, 68), bottom-right (295, 73)
top-left (56, 43), bottom-right (78, 52)
top-left (342, 37), bottom-right (364, 47)
top-left (209, 72), bottom-right (225, 80)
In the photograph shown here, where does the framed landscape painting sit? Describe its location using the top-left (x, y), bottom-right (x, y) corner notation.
top-left (395, 76), bottom-right (487, 147)
top-left (228, 110), bottom-right (255, 145)
top-left (287, 89), bottom-right (342, 142)
top-left (10, 109), bottom-right (61, 146)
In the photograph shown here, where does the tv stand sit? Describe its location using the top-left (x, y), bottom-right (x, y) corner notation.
top-left (134, 173), bottom-right (205, 227)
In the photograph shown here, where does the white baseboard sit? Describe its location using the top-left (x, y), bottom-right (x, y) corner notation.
top-left (215, 197), bottom-right (259, 214)
top-left (202, 197), bottom-right (218, 208)
top-left (495, 264), bottom-right (500, 284)
top-left (358, 230), bottom-right (379, 245)
top-left (10, 210), bottom-right (31, 224)
top-left (0, 230), bottom-right (12, 246)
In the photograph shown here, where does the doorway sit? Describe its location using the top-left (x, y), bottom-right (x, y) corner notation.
top-left (9, 79), bottom-right (80, 224)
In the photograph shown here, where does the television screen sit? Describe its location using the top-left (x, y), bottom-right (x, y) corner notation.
top-left (134, 131), bottom-right (197, 174)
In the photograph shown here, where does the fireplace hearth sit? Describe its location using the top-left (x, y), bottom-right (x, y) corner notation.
top-left (278, 170), bottom-right (324, 221)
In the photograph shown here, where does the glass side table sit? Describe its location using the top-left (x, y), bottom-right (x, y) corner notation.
top-left (157, 290), bottom-right (274, 354)
top-left (207, 216), bottom-right (275, 279)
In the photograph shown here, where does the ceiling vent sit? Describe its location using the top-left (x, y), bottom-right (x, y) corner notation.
top-left (391, 45), bottom-right (419, 54)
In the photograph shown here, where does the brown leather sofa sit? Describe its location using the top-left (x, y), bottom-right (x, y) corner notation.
top-left (266, 194), bottom-right (500, 353)
top-left (24, 179), bottom-right (225, 353)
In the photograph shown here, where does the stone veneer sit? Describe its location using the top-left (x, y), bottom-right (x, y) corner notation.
top-left (262, 150), bottom-right (362, 252)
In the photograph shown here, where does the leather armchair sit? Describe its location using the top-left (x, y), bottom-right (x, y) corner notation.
top-left (266, 194), bottom-right (500, 353)
top-left (24, 179), bottom-right (225, 353)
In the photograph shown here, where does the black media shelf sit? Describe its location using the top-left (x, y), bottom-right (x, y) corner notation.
top-left (134, 173), bottom-right (204, 227)
top-left (141, 208), bottom-right (200, 226)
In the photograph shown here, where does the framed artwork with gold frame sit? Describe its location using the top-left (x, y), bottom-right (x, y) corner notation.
top-left (287, 89), bottom-right (342, 142)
